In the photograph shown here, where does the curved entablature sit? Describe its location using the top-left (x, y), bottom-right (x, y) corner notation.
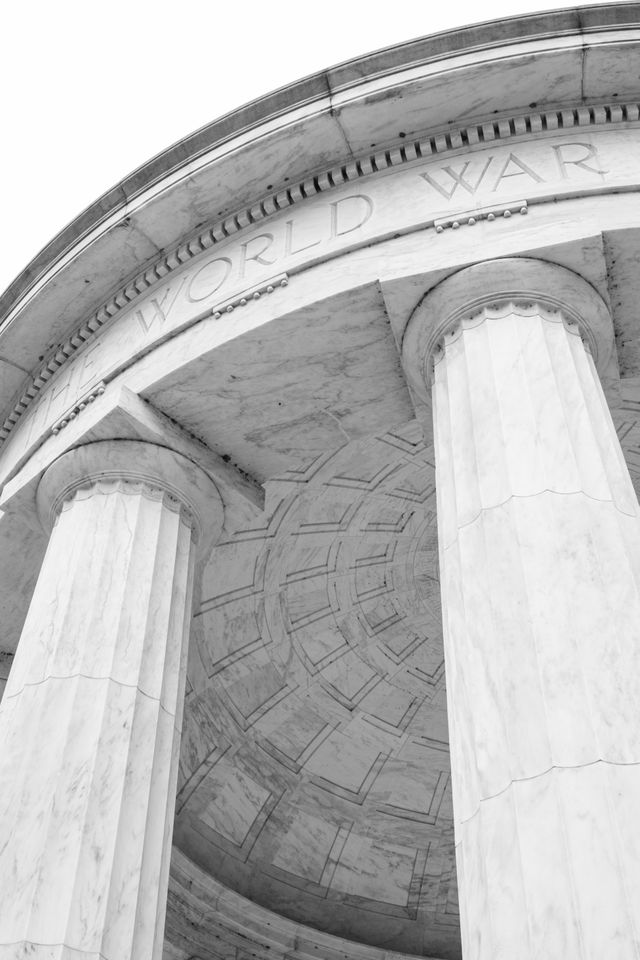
top-left (1, 109), bottom-right (640, 479)
top-left (2, 3), bottom-right (640, 438)
top-left (4, 8), bottom-right (640, 960)
top-left (2, 5), bottom-right (639, 326)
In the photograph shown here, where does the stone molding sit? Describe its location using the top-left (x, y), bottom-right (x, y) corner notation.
top-left (0, 100), bottom-right (638, 451)
top-left (402, 257), bottom-right (614, 397)
top-left (2, 2), bottom-right (638, 324)
top-left (51, 381), bottom-right (106, 434)
top-left (36, 440), bottom-right (224, 557)
top-left (59, 477), bottom-right (194, 529)
top-left (166, 848), bottom-right (451, 960)
top-left (431, 299), bottom-right (594, 369)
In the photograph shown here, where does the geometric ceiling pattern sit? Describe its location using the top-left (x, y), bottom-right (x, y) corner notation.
top-left (4, 384), bottom-right (640, 960)
top-left (174, 420), bottom-right (460, 959)
top-left (165, 389), bottom-right (640, 960)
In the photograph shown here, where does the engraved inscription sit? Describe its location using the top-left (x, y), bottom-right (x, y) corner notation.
top-left (420, 159), bottom-right (493, 199)
top-left (553, 142), bottom-right (609, 178)
top-left (419, 142), bottom-right (608, 200)
top-left (136, 277), bottom-right (189, 333)
top-left (136, 194), bottom-right (374, 339)
top-left (1, 131), bottom-right (628, 473)
top-left (186, 257), bottom-right (233, 304)
top-left (13, 195), bottom-right (376, 458)
top-left (330, 195), bottom-right (373, 237)
top-left (491, 153), bottom-right (544, 189)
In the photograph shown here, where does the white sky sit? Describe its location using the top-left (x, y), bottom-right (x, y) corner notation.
top-left (0, 0), bottom-right (625, 296)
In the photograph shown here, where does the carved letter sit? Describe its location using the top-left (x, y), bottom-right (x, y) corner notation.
top-left (26, 393), bottom-right (54, 447)
top-left (239, 233), bottom-right (277, 278)
top-left (186, 256), bottom-right (232, 302)
top-left (285, 219), bottom-right (321, 256)
top-left (330, 195), bottom-right (373, 238)
top-left (420, 158), bottom-right (494, 199)
top-left (553, 142), bottom-right (608, 179)
top-left (77, 341), bottom-right (103, 391)
top-left (27, 375), bottom-right (70, 445)
top-left (136, 277), bottom-right (188, 334)
top-left (492, 153), bottom-right (544, 190)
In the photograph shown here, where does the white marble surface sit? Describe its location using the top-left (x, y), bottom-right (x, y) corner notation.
top-left (3, 184), bottom-right (634, 509)
top-left (3, 13), bottom-right (640, 960)
top-left (0, 652), bottom-right (11, 703)
top-left (429, 269), bottom-right (640, 957)
top-left (0, 442), bottom-right (221, 960)
top-left (1, 9), bottom-right (634, 421)
top-left (4, 126), bottom-right (633, 475)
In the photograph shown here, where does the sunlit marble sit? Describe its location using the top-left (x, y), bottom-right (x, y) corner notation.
top-left (0, 441), bottom-right (222, 960)
top-left (423, 262), bottom-right (640, 958)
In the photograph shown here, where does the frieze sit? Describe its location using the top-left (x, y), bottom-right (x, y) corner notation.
top-left (2, 108), bottom-right (640, 470)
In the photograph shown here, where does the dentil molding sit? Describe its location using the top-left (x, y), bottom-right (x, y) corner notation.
top-left (1, 100), bottom-right (637, 450)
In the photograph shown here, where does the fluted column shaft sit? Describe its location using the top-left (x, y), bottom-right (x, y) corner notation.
top-left (0, 441), bottom-right (221, 960)
top-left (398, 258), bottom-right (640, 958)
top-left (432, 293), bottom-right (640, 958)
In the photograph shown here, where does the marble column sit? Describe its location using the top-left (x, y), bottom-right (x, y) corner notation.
top-left (404, 259), bottom-right (640, 959)
top-left (0, 440), bottom-right (222, 960)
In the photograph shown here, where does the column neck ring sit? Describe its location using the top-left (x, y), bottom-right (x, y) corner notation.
top-left (55, 473), bottom-right (197, 532)
top-left (402, 258), bottom-right (614, 401)
top-left (37, 440), bottom-right (224, 560)
top-left (428, 295), bottom-right (595, 378)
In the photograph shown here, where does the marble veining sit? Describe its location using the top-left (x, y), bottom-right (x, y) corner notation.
top-left (5, 12), bottom-right (640, 960)
top-left (432, 281), bottom-right (640, 958)
top-left (0, 442), bottom-right (221, 960)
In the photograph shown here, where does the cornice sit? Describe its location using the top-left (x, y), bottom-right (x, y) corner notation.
top-left (0, 99), bottom-right (638, 451)
top-left (2, 4), bottom-right (639, 326)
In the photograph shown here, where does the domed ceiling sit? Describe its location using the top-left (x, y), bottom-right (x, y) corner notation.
top-left (174, 420), bottom-right (459, 959)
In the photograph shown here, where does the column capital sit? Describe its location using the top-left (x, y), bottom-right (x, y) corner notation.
top-left (402, 258), bottom-right (614, 401)
top-left (1, 440), bottom-right (211, 959)
top-left (429, 256), bottom-right (640, 957)
top-left (36, 439), bottom-right (223, 556)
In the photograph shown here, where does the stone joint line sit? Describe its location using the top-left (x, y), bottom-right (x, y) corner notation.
top-left (455, 757), bottom-right (640, 835)
top-left (441, 489), bottom-right (636, 552)
top-left (0, 943), bottom-right (110, 960)
top-left (1, 672), bottom-right (178, 719)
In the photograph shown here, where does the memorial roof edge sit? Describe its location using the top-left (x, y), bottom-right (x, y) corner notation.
top-left (1, 3), bottom-right (639, 328)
